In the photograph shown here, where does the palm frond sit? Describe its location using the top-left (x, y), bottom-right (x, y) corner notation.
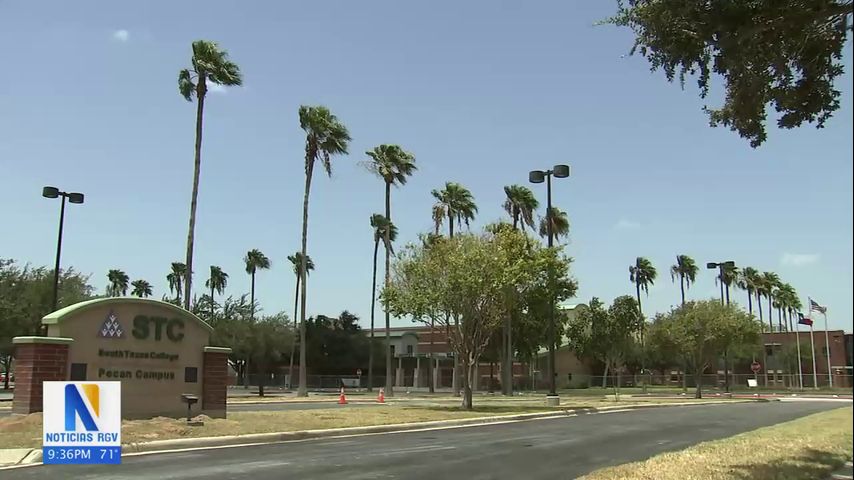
top-left (178, 69), bottom-right (195, 101)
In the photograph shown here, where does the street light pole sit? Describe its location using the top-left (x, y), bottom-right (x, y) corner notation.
top-left (43, 186), bottom-right (85, 312)
top-left (529, 165), bottom-right (570, 401)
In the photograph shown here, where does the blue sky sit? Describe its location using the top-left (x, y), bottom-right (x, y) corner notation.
top-left (1, 2), bottom-right (851, 331)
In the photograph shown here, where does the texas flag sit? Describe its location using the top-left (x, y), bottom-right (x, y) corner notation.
top-left (797, 312), bottom-right (813, 326)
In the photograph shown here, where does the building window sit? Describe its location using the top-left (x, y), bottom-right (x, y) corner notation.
top-left (406, 345), bottom-right (414, 355)
top-left (184, 367), bottom-right (198, 383)
top-left (70, 363), bottom-right (87, 381)
top-left (766, 346), bottom-right (774, 357)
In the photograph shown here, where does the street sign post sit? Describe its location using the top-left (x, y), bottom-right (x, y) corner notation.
top-left (751, 361), bottom-right (761, 374)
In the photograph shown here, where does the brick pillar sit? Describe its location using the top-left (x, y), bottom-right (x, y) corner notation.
top-left (202, 347), bottom-right (232, 418)
top-left (11, 337), bottom-right (73, 415)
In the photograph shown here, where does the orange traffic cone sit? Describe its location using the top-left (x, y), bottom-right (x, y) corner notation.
top-left (377, 388), bottom-right (385, 404)
top-left (338, 387), bottom-right (348, 405)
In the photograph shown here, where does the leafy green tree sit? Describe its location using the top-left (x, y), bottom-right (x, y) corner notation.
top-left (106, 269), bottom-right (129, 297)
top-left (503, 185), bottom-right (539, 231)
top-left (210, 294), bottom-right (255, 382)
top-left (0, 259), bottom-right (94, 389)
top-left (130, 279), bottom-right (153, 298)
top-left (538, 206), bottom-right (570, 242)
top-left (384, 227), bottom-right (572, 409)
top-left (737, 267), bottom-right (761, 315)
top-left (178, 40), bottom-right (242, 309)
top-left (244, 249), bottom-right (271, 320)
top-left (367, 214), bottom-right (397, 392)
top-left (670, 255), bottom-right (698, 305)
top-left (286, 251), bottom-right (313, 389)
top-left (608, 0), bottom-right (853, 147)
top-left (248, 313), bottom-right (292, 397)
top-left (364, 144), bottom-right (416, 396)
top-left (431, 182), bottom-right (478, 238)
top-left (205, 265), bottom-right (228, 319)
top-left (650, 300), bottom-right (761, 398)
top-left (304, 311), bottom-right (381, 377)
top-left (167, 262), bottom-right (187, 305)
top-left (296, 105), bottom-right (351, 397)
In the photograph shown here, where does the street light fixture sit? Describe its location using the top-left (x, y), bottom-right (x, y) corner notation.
top-left (707, 260), bottom-right (735, 394)
top-left (528, 164), bottom-right (570, 403)
top-left (43, 186), bottom-right (85, 312)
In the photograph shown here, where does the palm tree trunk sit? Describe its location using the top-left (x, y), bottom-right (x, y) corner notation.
top-left (297, 158), bottom-right (315, 397)
top-left (210, 284), bottom-right (215, 320)
top-left (428, 318), bottom-right (435, 393)
top-left (507, 310), bottom-right (513, 395)
top-left (247, 270), bottom-right (256, 389)
top-left (384, 181), bottom-right (394, 397)
top-left (368, 239), bottom-right (379, 392)
top-left (747, 291), bottom-right (753, 315)
top-left (183, 78), bottom-right (206, 310)
top-left (768, 295), bottom-right (774, 332)
top-left (777, 308), bottom-right (783, 332)
top-left (680, 275), bottom-right (686, 305)
top-left (502, 314), bottom-right (509, 396)
top-left (447, 210), bottom-right (460, 396)
top-left (725, 284), bottom-right (730, 304)
top-left (287, 275), bottom-right (299, 390)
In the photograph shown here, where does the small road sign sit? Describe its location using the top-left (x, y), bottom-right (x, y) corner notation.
top-left (751, 361), bottom-right (761, 374)
top-left (356, 369), bottom-right (362, 376)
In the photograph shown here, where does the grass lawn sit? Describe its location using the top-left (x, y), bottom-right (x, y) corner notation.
top-left (0, 397), bottom-right (741, 449)
top-left (580, 406), bottom-right (853, 480)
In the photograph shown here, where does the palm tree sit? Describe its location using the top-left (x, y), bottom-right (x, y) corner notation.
top-left (538, 207), bottom-right (570, 242)
top-left (167, 262), bottom-right (188, 305)
top-left (760, 271), bottom-right (781, 332)
top-left (431, 182), bottom-right (477, 396)
top-left (715, 263), bottom-right (739, 304)
top-left (669, 255), bottom-right (698, 305)
top-left (296, 105), bottom-right (351, 397)
top-left (629, 257), bottom-right (657, 319)
top-left (130, 279), bottom-right (153, 298)
top-left (368, 214), bottom-right (397, 392)
top-left (364, 144), bottom-right (416, 396)
top-left (106, 269), bottom-right (129, 297)
top-left (431, 182), bottom-right (478, 238)
top-left (503, 185), bottom-right (539, 231)
top-left (286, 251), bottom-right (313, 390)
top-left (205, 266), bottom-right (228, 319)
top-left (777, 283), bottom-right (799, 332)
top-left (177, 40), bottom-right (242, 310)
top-left (737, 267), bottom-right (761, 315)
top-left (244, 249), bottom-right (271, 319)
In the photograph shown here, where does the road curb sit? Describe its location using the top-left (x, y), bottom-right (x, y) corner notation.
top-left (6, 398), bottom-right (756, 466)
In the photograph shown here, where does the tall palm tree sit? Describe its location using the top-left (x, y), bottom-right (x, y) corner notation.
top-left (106, 269), bottom-right (129, 297)
top-left (629, 257), bottom-right (657, 319)
top-left (167, 262), bottom-right (187, 304)
top-left (364, 144), bottom-right (416, 396)
top-left (296, 105), bottom-right (351, 397)
top-left (503, 185), bottom-right (539, 231)
top-left (130, 279), bottom-right (153, 298)
top-left (244, 249), bottom-right (271, 319)
top-left (431, 182), bottom-right (477, 396)
top-left (431, 182), bottom-right (478, 238)
top-left (737, 267), bottom-right (761, 315)
top-left (368, 214), bottom-right (397, 392)
top-left (669, 255), bottom-right (698, 305)
top-left (205, 265), bottom-right (228, 319)
top-left (286, 251), bottom-right (313, 390)
top-left (178, 40), bottom-right (242, 310)
top-left (777, 283), bottom-right (799, 332)
top-left (761, 271), bottom-right (781, 332)
top-left (538, 207), bottom-right (570, 242)
top-left (715, 263), bottom-right (739, 304)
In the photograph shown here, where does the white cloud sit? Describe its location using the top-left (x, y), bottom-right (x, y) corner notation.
top-left (613, 219), bottom-right (641, 230)
top-left (207, 83), bottom-right (228, 94)
top-left (780, 253), bottom-right (820, 267)
top-left (112, 30), bottom-right (130, 42)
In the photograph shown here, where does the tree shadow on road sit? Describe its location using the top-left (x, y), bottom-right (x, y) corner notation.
top-left (729, 447), bottom-right (848, 479)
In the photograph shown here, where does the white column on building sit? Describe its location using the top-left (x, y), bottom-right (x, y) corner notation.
top-left (414, 357), bottom-right (421, 388)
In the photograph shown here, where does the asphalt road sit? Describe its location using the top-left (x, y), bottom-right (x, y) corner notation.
top-left (4, 400), bottom-right (848, 480)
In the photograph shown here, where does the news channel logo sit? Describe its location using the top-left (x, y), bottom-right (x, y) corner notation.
top-left (42, 381), bottom-right (122, 464)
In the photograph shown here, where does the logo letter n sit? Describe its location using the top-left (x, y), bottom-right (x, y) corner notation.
top-left (65, 384), bottom-right (99, 431)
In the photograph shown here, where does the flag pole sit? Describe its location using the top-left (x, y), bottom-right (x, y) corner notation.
top-left (795, 319), bottom-right (804, 390)
top-left (822, 310), bottom-right (832, 388)
top-left (809, 321), bottom-right (818, 390)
